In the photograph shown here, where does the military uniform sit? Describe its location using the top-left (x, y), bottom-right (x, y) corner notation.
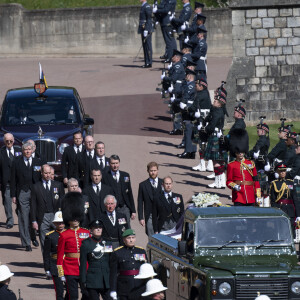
top-left (138, 1), bottom-right (152, 67)
top-left (44, 229), bottom-right (67, 300)
top-left (227, 158), bottom-right (261, 205)
top-left (79, 237), bottom-right (112, 300)
top-left (57, 227), bottom-right (90, 300)
top-left (270, 178), bottom-right (296, 224)
top-left (110, 245), bottom-right (147, 300)
top-left (267, 139), bottom-right (287, 164)
top-left (156, 0), bottom-right (177, 61)
top-left (0, 284), bottom-right (16, 300)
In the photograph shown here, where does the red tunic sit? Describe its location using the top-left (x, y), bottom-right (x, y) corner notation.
top-left (226, 159), bottom-right (261, 205)
top-left (57, 227), bottom-right (90, 276)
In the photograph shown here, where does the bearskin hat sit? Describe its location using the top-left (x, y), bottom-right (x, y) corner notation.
top-left (229, 128), bottom-right (249, 157)
top-left (61, 192), bottom-right (84, 225)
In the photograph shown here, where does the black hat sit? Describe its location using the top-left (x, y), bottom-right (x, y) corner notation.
top-left (256, 123), bottom-right (269, 133)
top-left (186, 58), bottom-right (197, 67)
top-left (186, 69), bottom-right (196, 76)
top-left (196, 14), bottom-right (206, 23)
top-left (195, 2), bottom-right (204, 9)
top-left (274, 163), bottom-right (287, 172)
top-left (182, 42), bottom-right (193, 50)
top-left (234, 106), bottom-right (246, 117)
top-left (229, 128), bottom-right (249, 157)
top-left (89, 219), bottom-right (103, 229)
top-left (278, 125), bottom-right (289, 133)
top-left (287, 131), bottom-right (297, 140)
top-left (61, 192), bottom-right (85, 225)
top-left (172, 49), bottom-right (183, 57)
top-left (196, 77), bottom-right (208, 88)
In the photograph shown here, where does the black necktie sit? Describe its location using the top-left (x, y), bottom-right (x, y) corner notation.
top-left (46, 181), bottom-right (50, 192)
top-left (9, 149), bottom-right (13, 160)
top-left (87, 151), bottom-right (91, 159)
top-left (109, 213), bottom-right (114, 224)
top-left (26, 158), bottom-right (30, 168)
top-left (167, 194), bottom-right (172, 204)
top-left (96, 185), bottom-right (100, 196)
top-left (76, 146), bottom-right (80, 154)
top-left (100, 158), bottom-right (104, 170)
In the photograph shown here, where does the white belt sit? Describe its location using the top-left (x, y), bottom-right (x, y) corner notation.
top-left (200, 109), bottom-right (210, 113)
top-left (176, 80), bottom-right (182, 83)
top-left (200, 56), bottom-right (206, 60)
top-left (294, 176), bottom-right (300, 180)
top-left (187, 101), bottom-right (193, 104)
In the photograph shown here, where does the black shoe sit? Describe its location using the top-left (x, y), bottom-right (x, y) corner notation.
top-left (25, 246), bottom-right (32, 251)
top-left (160, 55), bottom-right (167, 59)
top-left (6, 224), bottom-right (13, 229)
top-left (141, 64), bottom-right (152, 68)
top-left (32, 240), bottom-right (39, 247)
top-left (177, 143), bottom-right (185, 149)
top-left (164, 59), bottom-right (171, 63)
top-left (178, 152), bottom-right (196, 159)
top-left (169, 129), bottom-right (182, 135)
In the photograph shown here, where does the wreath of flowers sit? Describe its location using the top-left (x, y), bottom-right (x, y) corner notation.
top-left (191, 193), bottom-right (222, 207)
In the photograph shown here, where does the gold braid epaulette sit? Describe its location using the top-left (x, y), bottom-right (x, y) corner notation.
top-left (57, 265), bottom-right (64, 277)
top-left (240, 160), bottom-right (254, 177)
top-left (273, 180), bottom-right (290, 202)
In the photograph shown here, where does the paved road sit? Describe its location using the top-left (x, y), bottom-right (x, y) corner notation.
top-left (0, 55), bottom-right (232, 299)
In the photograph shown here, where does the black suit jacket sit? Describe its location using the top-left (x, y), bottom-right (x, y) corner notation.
top-left (10, 156), bottom-right (42, 198)
top-left (137, 177), bottom-right (163, 222)
top-left (102, 170), bottom-right (136, 214)
top-left (152, 192), bottom-right (184, 233)
top-left (94, 156), bottom-right (110, 173)
top-left (83, 183), bottom-right (114, 222)
top-left (0, 146), bottom-right (22, 193)
top-left (61, 145), bottom-right (84, 180)
top-left (30, 180), bottom-right (65, 225)
top-left (100, 211), bottom-right (129, 245)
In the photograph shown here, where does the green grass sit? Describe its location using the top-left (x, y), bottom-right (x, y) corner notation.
top-left (0, 0), bottom-right (225, 10)
top-left (225, 122), bottom-right (300, 150)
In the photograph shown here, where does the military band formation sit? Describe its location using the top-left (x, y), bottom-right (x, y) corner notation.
top-left (0, 1), bottom-right (300, 300)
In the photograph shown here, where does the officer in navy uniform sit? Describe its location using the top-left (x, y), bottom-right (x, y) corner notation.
top-left (181, 42), bottom-right (193, 67)
top-left (185, 2), bottom-right (205, 39)
top-left (80, 219), bottom-right (112, 300)
top-left (43, 211), bottom-right (68, 300)
top-left (177, 69), bottom-right (197, 159)
top-left (138, 0), bottom-right (153, 68)
top-left (109, 229), bottom-right (147, 300)
top-left (171, 0), bottom-right (192, 50)
top-left (154, 0), bottom-right (177, 63)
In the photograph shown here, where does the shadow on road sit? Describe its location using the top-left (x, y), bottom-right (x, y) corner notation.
top-left (14, 271), bottom-right (44, 279)
top-left (141, 127), bottom-right (169, 134)
top-left (0, 243), bottom-right (24, 250)
top-left (148, 140), bottom-right (175, 147)
top-left (0, 231), bottom-right (20, 237)
top-left (10, 261), bottom-right (43, 268)
top-left (113, 64), bottom-right (142, 68)
top-left (148, 115), bottom-right (171, 122)
top-left (160, 162), bottom-right (199, 171)
top-left (149, 151), bottom-right (177, 157)
top-left (28, 283), bottom-right (53, 289)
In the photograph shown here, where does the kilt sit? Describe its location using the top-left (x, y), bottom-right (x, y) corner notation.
top-left (257, 171), bottom-right (269, 195)
top-left (204, 135), bottom-right (228, 161)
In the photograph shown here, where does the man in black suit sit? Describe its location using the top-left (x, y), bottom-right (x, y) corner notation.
top-left (100, 195), bottom-right (129, 249)
top-left (10, 142), bottom-right (42, 251)
top-left (94, 141), bottom-right (110, 173)
top-left (138, 162), bottom-right (163, 236)
top-left (61, 131), bottom-right (84, 186)
top-left (152, 176), bottom-right (184, 234)
top-left (77, 135), bottom-right (95, 189)
top-left (83, 169), bottom-right (113, 224)
top-left (31, 164), bottom-right (65, 249)
top-left (102, 155), bottom-right (136, 227)
top-left (0, 133), bottom-right (22, 229)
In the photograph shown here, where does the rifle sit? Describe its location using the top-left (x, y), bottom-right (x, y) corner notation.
top-left (18, 289), bottom-right (24, 300)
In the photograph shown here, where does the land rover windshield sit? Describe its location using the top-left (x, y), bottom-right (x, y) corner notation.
top-left (196, 217), bottom-right (292, 247)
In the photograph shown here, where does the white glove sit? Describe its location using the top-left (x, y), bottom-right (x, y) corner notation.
top-left (153, 5), bottom-right (157, 13)
top-left (143, 30), bottom-right (148, 37)
top-left (160, 71), bottom-right (165, 80)
top-left (180, 102), bottom-right (187, 109)
top-left (264, 163), bottom-right (271, 172)
top-left (60, 276), bottom-right (66, 282)
top-left (256, 198), bottom-right (263, 206)
top-left (253, 150), bottom-right (260, 159)
top-left (184, 36), bottom-right (189, 43)
top-left (274, 172), bottom-right (279, 179)
top-left (46, 271), bottom-right (51, 279)
top-left (197, 123), bottom-right (202, 130)
top-left (167, 62), bottom-right (172, 70)
top-left (110, 291), bottom-right (117, 300)
top-left (170, 95), bottom-right (175, 103)
top-left (181, 23), bottom-right (187, 30)
top-left (296, 217), bottom-right (300, 222)
top-left (233, 185), bottom-right (241, 191)
top-left (195, 109), bottom-right (200, 118)
top-left (169, 13), bottom-right (175, 20)
top-left (168, 84), bottom-right (174, 93)
top-left (217, 130), bottom-right (222, 138)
